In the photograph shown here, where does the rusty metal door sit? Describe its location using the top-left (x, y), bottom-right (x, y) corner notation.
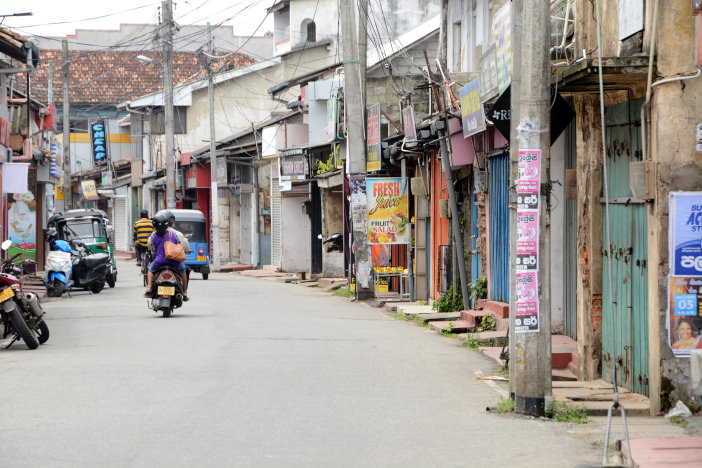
top-left (601, 99), bottom-right (649, 395)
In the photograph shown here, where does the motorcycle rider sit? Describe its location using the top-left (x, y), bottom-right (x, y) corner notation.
top-left (133, 210), bottom-right (153, 266)
top-left (161, 210), bottom-right (193, 281)
top-left (144, 211), bottom-right (189, 301)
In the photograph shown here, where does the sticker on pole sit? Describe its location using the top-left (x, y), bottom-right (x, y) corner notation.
top-left (516, 149), bottom-right (541, 210)
top-left (515, 271), bottom-right (539, 333)
top-left (516, 209), bottom-right (539, 271)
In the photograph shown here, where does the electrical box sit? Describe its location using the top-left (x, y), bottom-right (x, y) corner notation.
top-left (629, 160), bottom-right (655, 200)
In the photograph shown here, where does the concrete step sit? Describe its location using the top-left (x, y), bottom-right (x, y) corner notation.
top-left (262, 265), bottom-right (279, 271)
top-left (458, 330), bottom-right (509, 346)
top-left (221, 263), bottom-right (253, 272)
top-left (318, 277), bottom-right (347, 289)
top-left (460, 309), bottom-right (509, 331)
top-left (428, 319), bottom-right (472, 334)
top-left (476, 299), bottom-right (509, 318)
top-left (413, 312), bottom-right (462, 323)
top-left (624, 437), bottom-right (702, 467)
top-left (552, 367), bottom-right (578, 381)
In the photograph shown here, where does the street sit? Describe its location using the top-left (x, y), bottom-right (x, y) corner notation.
top-left (0, 260), bottom-right (602, 467)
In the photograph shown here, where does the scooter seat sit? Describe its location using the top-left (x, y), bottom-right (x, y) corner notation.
top-left (83, 253), bottom-right (109, 268)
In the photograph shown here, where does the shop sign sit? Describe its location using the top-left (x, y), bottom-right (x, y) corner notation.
top-left (459, 79), bottom-right (486, 138)
top-left (101, 171), bottom-right (112, 186)
top-left (668, 276), bottom-right (702, 357)
top-left (479, 44), bottom-right (498, 102)
top-left (279, 154), bottom-right (308, 181)
top-left (81, 180), bottom-right (99, 201)
top-left (670, 192), bottom-right (702, 276)
top-left (492, 2), bottom-right (512, 95)
top-left (90, 120), bottom-right (108, 167)
top-left (366, 177), bottom-right (409, 245)
top-left (366, 103), bottom-right (381, 172)
top-left (402, 105), bottom-right (417, 142)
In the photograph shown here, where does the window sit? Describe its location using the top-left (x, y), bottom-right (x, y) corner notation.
top-left (150, 106), bottom-right (187, 134)
top-left (301, 18), bottom-right (316, 44)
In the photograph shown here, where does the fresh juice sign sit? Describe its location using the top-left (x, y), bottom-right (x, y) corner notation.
top-left (366, 177), bottom-right (410, 245)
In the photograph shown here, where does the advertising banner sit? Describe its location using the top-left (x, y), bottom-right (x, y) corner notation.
top-left (516, 209), bottom-right (539, 271)
top-left (669, 192), bottom-right (702, 276)
top-left (6, 168), bottom-right (37, 263)
top-left (366, 177), bottom-right (409, 245)
top-left (515, 271), bottom-right (539, 332)
top-left (668, 276), bottom-right (702, 357)
top-left (366, 103), bottom-right (382, 172)
top-left (459, 79), bottom-right (486, 138)
top-left (492, 2), bottom-right (512, 95)
top-left (91, 120), bottom-right (108, 168)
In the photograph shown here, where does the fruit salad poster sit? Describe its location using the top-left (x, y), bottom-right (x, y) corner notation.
top-left (366, 177), bottom-right (410, 245)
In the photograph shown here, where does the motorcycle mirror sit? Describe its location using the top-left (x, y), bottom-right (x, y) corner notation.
top-left (317, 234), bottom-right (323, 240)
top-left (1, 240), bottom-right (11, 251)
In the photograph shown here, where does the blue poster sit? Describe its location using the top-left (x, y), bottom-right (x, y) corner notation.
top-left (670, 192), bottom-right (702, 276)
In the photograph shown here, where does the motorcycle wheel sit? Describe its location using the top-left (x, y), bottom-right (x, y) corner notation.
top-left (47, 279), bottom-right (64, 297)
top-left (37, 320), bottom-right (50, 344)
top-left (10, 307), bottom-right (39, 350)
top-left (162, 308), bottom-right (172, 318)
top-left (107, 273), bottom-right (116, 288)
top-left (202, 273), bottom-right (209, 280)
top-left (142, 274), bottom-right (148, 287)
top-left (89, 281), bottom-right (105, 294)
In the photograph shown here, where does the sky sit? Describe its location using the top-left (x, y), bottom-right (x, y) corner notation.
top-left (0, 0), bottom-right (274, 38)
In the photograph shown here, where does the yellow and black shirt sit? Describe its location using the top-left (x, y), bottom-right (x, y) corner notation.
top-left (133, 218), bottom-right (154, 247)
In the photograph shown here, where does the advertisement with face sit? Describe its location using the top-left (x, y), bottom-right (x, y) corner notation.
top-left (668, 276), bottom-right (702, 357)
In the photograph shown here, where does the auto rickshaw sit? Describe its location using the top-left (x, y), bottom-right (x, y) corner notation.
top-left (171, 209), bottom-right (210, 280)
top-left (45, 209), bottom-right (118, 287)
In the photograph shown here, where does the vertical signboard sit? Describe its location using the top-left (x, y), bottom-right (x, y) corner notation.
top-left (514, 149), bottom-right (542, 333)
top-left (366, 177), bottom-right (409, 245)
top-left (492, 2), bottom-right (512, 95)
top-left (459, 79), bottom-right (486, 138)
top-left (668, 192), bottom-right (702, 356)
top-left (366, 103), bottom-right (381, 172)
top-left (327, 98), bottom-right (337, 142)
top-left (479, 44), bottom-right (499, 102)
top-left (402, 105), bottom-right (417, 142)
top-left (6, 168), bottom-right (37, 263)
top-left (91, 120), bottom-right (108, 167)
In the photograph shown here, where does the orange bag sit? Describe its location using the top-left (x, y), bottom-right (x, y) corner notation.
top-left (164, 232), bottom-right (186, 262)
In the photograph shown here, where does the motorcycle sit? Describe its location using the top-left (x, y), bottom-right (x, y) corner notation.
top-left (45, 230), bottom-right (73, 297)
top-left (0, 240), bottom-right (49, 350)
top-left (141, 250), bottom-right (153, 287)
top-left (69, 239), bottom-right (111, 294)
top-left (147, 265), bottom-right (184, 318)
top-left (322, 233), bottom-right (343, 252)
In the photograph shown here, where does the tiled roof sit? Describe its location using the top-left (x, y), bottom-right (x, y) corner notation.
top-left (28, 49), bottom-right (253, 106)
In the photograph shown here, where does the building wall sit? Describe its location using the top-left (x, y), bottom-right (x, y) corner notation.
top-left (550, 132), bottom-right (566, 333)
top-left (649, 0), bottom-right (702, 412)
top-left (281, 194), bottom-right (311, 272)
top-left (321, 186), bottom-right (344, 277)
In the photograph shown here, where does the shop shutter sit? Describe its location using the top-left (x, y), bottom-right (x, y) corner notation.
top-left (114, 197), bottom-right (127, 252)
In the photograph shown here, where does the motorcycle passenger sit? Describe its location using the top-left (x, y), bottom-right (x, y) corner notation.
top-left (144, 212), bottom-right (189, 301)
top-left (133, 210), bottom-right (153, 266)
top-left (162, 210), bottom-right (192, 281)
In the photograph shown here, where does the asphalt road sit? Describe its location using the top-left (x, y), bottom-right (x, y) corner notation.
top-left (0, 261), bottom-right (600, 467)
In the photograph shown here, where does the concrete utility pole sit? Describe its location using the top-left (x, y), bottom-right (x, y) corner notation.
top-left (513, 0), bottom-right (552, 417)
top-left (508, 0), bottom-right (523, 405)
top-left (162, 0), bottom-right (176, 210)
top-left (359, 0), bottom-right (367, 109)
top-left (62, 40), bottom-right (71, 210)
top-left (341, 0), bottom-right (372, 294)
top-left (207, 23), bottom-right (220, 272)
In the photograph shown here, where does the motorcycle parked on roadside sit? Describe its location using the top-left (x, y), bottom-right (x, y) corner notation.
top-left (147, 265), bottom-right (184, 318)
top-left (45, 229), bottom-right (73, 297)
top-left (68, 239), bottom-right (111, 294)
top-left (0, 240), bottom-right (49, 350)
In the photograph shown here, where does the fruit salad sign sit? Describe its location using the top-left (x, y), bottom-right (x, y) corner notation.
top-left (366, 177), bottom-right (410, 245)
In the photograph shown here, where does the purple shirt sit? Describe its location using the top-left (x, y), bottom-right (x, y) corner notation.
top-left (151, 231), bottom-right (181, 269)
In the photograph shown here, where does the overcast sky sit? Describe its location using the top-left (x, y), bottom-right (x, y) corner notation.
top-left (1, 0), bottom-right (274, 38)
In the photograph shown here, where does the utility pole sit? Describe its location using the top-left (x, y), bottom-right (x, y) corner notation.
top-left (341, 0), bottom-right (372, 294)
top-left (512, 0), bottom-right (552, 417)
top-left (62, 40), bottom-right (71, 210)
top-left (358, 0), bottom-right (367, 109)
top-left (207, 23), bottom-right (220, 272)
top-left (162, 0), bottom-right (176, 210)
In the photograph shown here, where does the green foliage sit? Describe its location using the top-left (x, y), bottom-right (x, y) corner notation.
top-left (334, 287), bottom-right (355, 298)
top-left (414, 315), bottom-right (428, 327)
top-left (460, 337), bottom-right (493, 350)
top-left (469, 275), bottom-right (488, 305)
top-left (669, 416), bottom-right (689, 428)
top-left (432, 286), bottom-right (464, 312)
top-left (477, 313), bottom-right (496, 332)
top-left (546, 401), bottom-right (588, 423)
top-left (497, 397), bottom-right (515, 413)
top-left (394, 312), bottom-right (408, 321)
top-left (442, 322), bottom-right (455, 336)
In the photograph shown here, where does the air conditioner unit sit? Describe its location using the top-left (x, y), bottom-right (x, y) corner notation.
top-left (629, 160), bottom-right (655, 200)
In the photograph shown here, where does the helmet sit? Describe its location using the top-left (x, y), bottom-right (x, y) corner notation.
top-left (152, 212), bottom-right (169, 235)
top-left (156, 209), bottom-right (175, 227)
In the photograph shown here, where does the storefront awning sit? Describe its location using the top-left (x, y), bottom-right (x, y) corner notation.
top-left (554, 56), bottom-right (651, 93)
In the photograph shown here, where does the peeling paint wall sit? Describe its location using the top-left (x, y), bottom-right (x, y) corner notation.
top-left (649, 0), bottom-right (702, 412)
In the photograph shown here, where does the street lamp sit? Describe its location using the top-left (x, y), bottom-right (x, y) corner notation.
top-left (136, 55), bottom-right (161, 68)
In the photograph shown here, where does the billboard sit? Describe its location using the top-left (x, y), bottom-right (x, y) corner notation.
top-left (366, 177), bottom-right (409, 245)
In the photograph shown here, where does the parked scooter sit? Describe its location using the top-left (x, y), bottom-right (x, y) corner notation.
top-left (147, 265), bottom-right (184, 318)
top-left (70, 239), bottom-right (111, 293)
top-left (45, 228), bottom-right (73, 297)
top-left (0, 240), bottom-right (49, 349)
top-left (322, 233), bottom-right (343, 253)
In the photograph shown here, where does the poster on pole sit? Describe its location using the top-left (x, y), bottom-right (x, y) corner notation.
top-left (366, 177), bottom-right (409, 245)
top-left (515, 271), bottom-right (539, 332)
top-left (366, 103), bottom-right (382, 172)
top-left (669, 192), bottom-right (702, 276)
top-left (668, 276), bottom-right (702, 357)
top-left (516, 209), bottom-right (539, 271)
top-left (516, 149), bottom-right (541, 210)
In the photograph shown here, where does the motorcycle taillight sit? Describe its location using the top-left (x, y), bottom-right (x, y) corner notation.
top-left (159, 270), bottom-right (174, 282)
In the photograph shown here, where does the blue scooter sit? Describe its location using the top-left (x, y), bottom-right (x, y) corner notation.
top-left (45, 228), bottom-right (73, 297)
